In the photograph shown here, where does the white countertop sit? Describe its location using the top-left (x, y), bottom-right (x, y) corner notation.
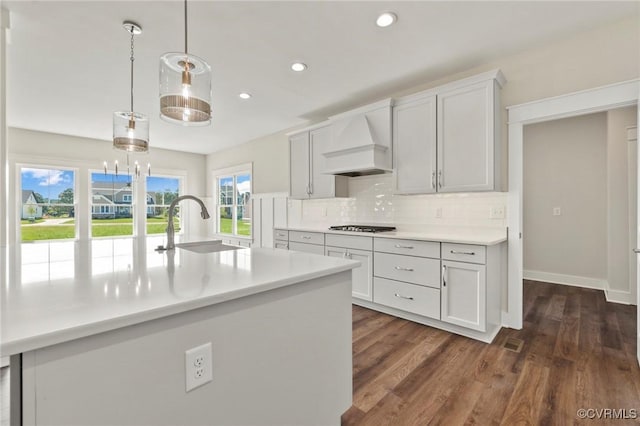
top-left (0, 237), bottom-right (358, 356)
top-left (280, 226), bottom-right (507, 245)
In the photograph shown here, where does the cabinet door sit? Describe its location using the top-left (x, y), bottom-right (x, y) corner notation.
top-left (309, 126), bottom-right (335, 199)
top-left (288, 241), bottom-right (325, 255)
top-left (393, 96), bottom-right (437, 194)
top-left (326, 246), bottom-right (373, 301)
top-left (441, 260), bottom-right (486, 331)
top-left (289, 132), bottom-right (310, 199)
top-left (437, 80), bottom-right (495, 192)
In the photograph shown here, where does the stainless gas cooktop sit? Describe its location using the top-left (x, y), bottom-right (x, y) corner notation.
top-left (328, 225), bottom-right (396, 233)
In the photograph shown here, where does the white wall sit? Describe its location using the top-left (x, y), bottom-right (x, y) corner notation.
top-left (607, 106), bottom-right (638, 302)
top-left (523, 113), bottom-right (608, 288)
top-left (288, 174), bottom-right (507, 231)
top-left (205, 131), bottom-right (288, 195)
top-left (8, 128), bottom-right (208, 244)
top-left (204, 15), bottom-right (638, 194)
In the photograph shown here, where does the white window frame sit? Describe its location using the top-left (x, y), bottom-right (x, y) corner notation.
top-left (89, 169), bottom-right (137, 239)
top-left (17, 164), bottom-right (78, 242)
top-left (212, 163), bottom-right (252, 239)
top-left (145, 173), bottom-right (185, 236)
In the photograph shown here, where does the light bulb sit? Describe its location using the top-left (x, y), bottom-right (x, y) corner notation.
top-left (182, 84), bottom-right (191, 99)
top-left (127, 127), bottom-right (135, 139)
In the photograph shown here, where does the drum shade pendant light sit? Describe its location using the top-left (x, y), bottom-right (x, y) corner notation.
top-left (113, 21), bottom-right (149, 153)
top-left (159, 0), bottom-right (212, 126)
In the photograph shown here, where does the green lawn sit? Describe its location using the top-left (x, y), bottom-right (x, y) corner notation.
top-left (20, 218), bottom-right (44, 224)
top-left (21, 226), bottom-right (75, 241)
top-left (219, 218), bottom-right (251, 236)
top-left (21, 218), bottom-right (180, 241)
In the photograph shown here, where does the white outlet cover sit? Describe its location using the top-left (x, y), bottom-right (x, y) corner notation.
top-left (185, 342), bottom-right (212, 392)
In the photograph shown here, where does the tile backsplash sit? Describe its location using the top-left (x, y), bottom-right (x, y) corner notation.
top-left (287, 174), bottom-right (507, 231)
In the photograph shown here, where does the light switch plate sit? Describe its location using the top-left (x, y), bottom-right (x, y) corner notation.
top-left (553, 207), bottom-right (561, 216)
top-left (185, 342), bottom-right (212, 392)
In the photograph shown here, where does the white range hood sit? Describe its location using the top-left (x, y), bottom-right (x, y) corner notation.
top-left (323, 99), bottom-right (393, 177)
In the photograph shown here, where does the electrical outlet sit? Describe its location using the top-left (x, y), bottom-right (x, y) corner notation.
top-left (490, 207), bottom-right (505, 219)
top-left (435, 207), bottom-right (443, 218)
top-left (185, 343), bottom-right (212, 392)
top-left (553, 207), bottom-right (561, 216)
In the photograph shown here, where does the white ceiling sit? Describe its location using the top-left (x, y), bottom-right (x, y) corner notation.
top-left (5, 1), bottom-right (637, 155)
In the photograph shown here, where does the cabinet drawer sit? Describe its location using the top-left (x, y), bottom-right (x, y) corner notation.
top-left (325, 234), bottom-right (372, 251)
top-left (274, 229), bottom-right (289, 241)
top-left (274, 242), bottom-right (289, 250)
top-left (289, 231), bottom-right (325, 246)
top-left (373, 277), bottom-right (440, 319)
top-left (288, 241), bottom-right (325, 255)
top-left (374, 252), bottom-right (440, 289)
top-left (374, 238), bottom-right (440, 258)
top-left (442, 243), bottom-right (486, 264)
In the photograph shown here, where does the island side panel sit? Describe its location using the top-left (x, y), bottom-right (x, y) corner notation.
top-left (21, 271), bottom-right (352, 426)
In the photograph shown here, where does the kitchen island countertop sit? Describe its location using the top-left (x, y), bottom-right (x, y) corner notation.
top-left (0, 237), bottom-right (358, 356)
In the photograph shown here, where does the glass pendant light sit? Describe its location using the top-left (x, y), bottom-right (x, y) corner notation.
top-left (159, 0), bottom-right (212, 126)
top-left (113, 21), bottom-right (149, 152)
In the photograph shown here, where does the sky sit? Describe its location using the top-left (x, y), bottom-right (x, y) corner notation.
top-left (21, 168), bottom-right (74, 200)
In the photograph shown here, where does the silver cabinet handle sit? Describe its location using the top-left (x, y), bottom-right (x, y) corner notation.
top-left (442, 264), bottom-right (447, 287)
top-left (431, 172), bottom-right (436, 189)
top-left (276, 233), bottom-right (286, 237)
top-left (438, 170), bottom-right (443, 188)
top-left (342, 250), bottom-right (351, 259)
top-left (394, 293), bottom-right (414, 301)
top-left (450, 250), bottom-right (475, 256)
top-left (394, 244), bottom-right (414, 249)
top-left (301, 236), bottom-right (312, 240)
top-left (394, 266), bottom-right (414, 272)
top-left (634, 248), bottom-right (640, 254)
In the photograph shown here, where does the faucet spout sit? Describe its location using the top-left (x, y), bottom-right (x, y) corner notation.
top-left (165, 195), bottom-right (210, 250)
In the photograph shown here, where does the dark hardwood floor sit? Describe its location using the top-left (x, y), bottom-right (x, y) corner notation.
top-left (342, 280), bottom-right (640, 426)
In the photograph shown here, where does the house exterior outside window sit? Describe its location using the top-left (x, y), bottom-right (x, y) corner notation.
top-left (213, 164), bottom-right (252, 238)
top-left (19, 166), bottom-right (76, 242)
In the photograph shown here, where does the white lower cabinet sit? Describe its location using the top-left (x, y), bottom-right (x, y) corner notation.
top-left (373, 277), bottom-right (440, 319)
top-left (288, 241), bottom-right (325, 255)
top-left (326, 246), bottom-right (373, 301)
top-left (441, 260), bottom-right (486, 331)
top-left (274, 227), bottom-right (504, 342)
top-left (325, 234), bottom-right (374, 301)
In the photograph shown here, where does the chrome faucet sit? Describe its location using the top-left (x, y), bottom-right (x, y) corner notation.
top-left (164, 195), bottom-right (211, 251)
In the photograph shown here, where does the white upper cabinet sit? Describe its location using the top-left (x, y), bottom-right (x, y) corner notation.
top-left (309, 126), bottom-right (338, 199)
top-left (437, 80), bottom-right (497, 192)
top-left (393, 95), bottom-right (437, 194)
top-left (289, 132), bottom-right (310, 199)
top-left (288, 124), bottom-right (348, 200)
top-left (392, 69), bottom-right (505, 194)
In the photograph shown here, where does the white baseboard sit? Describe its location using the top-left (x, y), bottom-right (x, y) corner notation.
top-left (605, 288), bottom-right (634, 305)
top-left (524, 270), bottom-right (607, 290)
top-left (524, 270), bottom-right (636, 305)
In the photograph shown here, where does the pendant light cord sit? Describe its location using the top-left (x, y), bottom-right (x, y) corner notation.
top-left (184, 0), bottom-right (188, 55)
top-left (129, 29), bottom-right (135, 114)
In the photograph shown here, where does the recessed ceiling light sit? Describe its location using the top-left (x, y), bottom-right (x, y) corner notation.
top-left (376, 12), bottom-right (397, 28)
top-left (239, 92), bottom-right (252, 100)
top-left (291, 62), bottom-right (307, 72)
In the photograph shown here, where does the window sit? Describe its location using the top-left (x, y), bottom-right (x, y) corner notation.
top-left (20, 167), bottom-right (76, 242)
top-left (214, 166), bottom-right (251, 237)
top-left (146, 175), bottom-right (182, 235)
top-left (90, 172), bottom-right (134, 238)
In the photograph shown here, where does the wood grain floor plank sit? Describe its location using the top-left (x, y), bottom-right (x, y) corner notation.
top-left (500, 360), bottom-right (551, 426)
top-left (344, 283), bottom-right (638, 426)
top-left (353, 328), bottom-right (451, 412)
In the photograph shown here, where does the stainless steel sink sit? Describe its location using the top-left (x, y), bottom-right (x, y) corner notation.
top-left (175, 240), bottom-right (242, 253)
